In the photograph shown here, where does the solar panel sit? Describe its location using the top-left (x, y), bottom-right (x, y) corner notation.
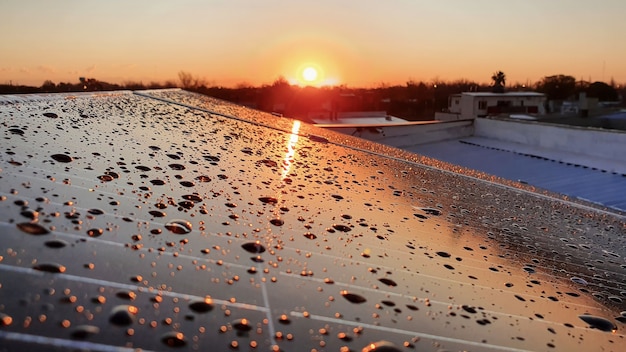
top-left (0, 90), bottom-right (624, 351)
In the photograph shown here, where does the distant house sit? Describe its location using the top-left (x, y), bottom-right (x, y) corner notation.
top-left (436, 92), bottom-right (546, 120)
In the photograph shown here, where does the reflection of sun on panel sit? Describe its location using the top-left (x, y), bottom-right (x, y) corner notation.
top-left (281, 120), bottom-right (300, 180)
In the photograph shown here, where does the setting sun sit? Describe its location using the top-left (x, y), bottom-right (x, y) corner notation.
top-left (302, 67), bottom-right (318, 82)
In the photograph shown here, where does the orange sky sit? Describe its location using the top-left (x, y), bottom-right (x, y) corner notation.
top-left (1, 0), bottom-right (625, 88)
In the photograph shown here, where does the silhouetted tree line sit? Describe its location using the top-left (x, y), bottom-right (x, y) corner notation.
top-left (1, 71), bottom-right (622, 121)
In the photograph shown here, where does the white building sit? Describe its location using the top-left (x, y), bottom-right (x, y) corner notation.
top-left (436, 92), bottom-right (546, 120)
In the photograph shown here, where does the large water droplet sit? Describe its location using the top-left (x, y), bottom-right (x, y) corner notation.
top-left (332, 224), bottom-right (351, 232)
top-left (259, 197), bottom-right (278, 204)
top-left (361, 340), bottom-right (401, 352)
top-left (51, 154), bottom-right (73, 163)
top-left (578, 315), bottom-right (617, 332)
top-left (165, 220), bottom-right (192, 235)
top-left (161, 331), bottom-right (187, 347)
top-left (378, 278), bottom-right (397, 287)
top-left (189, 298), bottom-right (214, 313)
top-left (71, 325), bottom-right (100, 339)
top-left (87, 228), bottom-right (103, 237)
top-left (33, 262), bottom-right (66, 273)
top-left (242, 242), bottom-right (266, 254)
top-left (17, 222), bottom-right (50, 235)
top-left (109, 305), bottom-right (138, 326)
top-left (269, 218), bottom-right (284, 226)
top-left (232, 318), bottom-right (252, 332)
top-left (341, 290), bottom-right (366, 304)
top-left (44, 239), bottom-right (68, 248)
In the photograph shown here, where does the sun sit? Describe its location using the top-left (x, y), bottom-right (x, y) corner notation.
top-left (302, 66), bottom-right (318, 82)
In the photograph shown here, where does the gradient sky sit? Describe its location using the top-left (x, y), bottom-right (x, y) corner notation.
top-left (1, 0), bottom-right (625, 88)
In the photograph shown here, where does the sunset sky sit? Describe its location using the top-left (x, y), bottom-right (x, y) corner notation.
top-left (1, 0), bottom-right (625, 88)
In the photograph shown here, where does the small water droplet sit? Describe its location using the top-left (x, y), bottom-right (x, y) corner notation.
top-left (436, 251), bottom-right (451, 258)
top-left (303, 232), bottom-right (317, 240)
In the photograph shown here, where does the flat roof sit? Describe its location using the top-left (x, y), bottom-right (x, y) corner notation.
top-left (406, 136), bottom-right (626, 212)
top-left (0, 90), bottom-right (624, 351)
top-left (461, 92), bottom-right (545, 97)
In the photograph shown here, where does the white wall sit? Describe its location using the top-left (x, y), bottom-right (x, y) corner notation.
top-left (474, 118), bottom-right (626, 172)
top-left (324, 120), bottom-right (474, 149)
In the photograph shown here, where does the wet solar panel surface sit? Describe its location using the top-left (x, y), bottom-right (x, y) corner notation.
top-left (0, 90), bottom-right (625, 351)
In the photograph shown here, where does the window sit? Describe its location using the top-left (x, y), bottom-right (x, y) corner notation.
top-left (478, 101), bottom-right (487, 110)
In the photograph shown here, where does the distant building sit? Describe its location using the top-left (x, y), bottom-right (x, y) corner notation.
top-left (436, 92), bottom-right (546, 121)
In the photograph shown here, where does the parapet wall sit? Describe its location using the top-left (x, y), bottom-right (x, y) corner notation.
top-left (474, 117), bottom-right (626, 166)
top-left (322, 120), bottom-right (474, 149)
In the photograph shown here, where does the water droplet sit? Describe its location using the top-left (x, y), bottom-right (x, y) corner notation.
top-left (421, 208), bottom-right (441, 216)
top-left (17, 222), bottom-right (49, 235)
top-left (50, 154), bottom-right (73, 163)
top-left (195, 175), bottom-right (211, 182)
top-left (378, 278), bottom-right (397, 287)
top-left (150, 179), bottom-right (166, 186)
top-left (259, 197), bottom-right (278, 204)
top-left (0, 313), bottom-right (13, 326)
top-left (462, 305), bottom-right (477, 314)
top-left (341, 290), bottom-right (366, 304)
top-left (44, 239), bottom-right (68, 248)
top-left (87, 208), bottom-right (104, 215)
top-left (109, 305), bottom-right (138, 326)
top-left (578, 315), bottom-right (617, 332)
top-left (332, 224), bottom-right (351, 232)
top-left (20, 209), bottom-right (38, 220)
top-left (361, 340), bottom-right (401, 352)
top-left (43, 112), bottom-right (58, 118)
top-left (161, 331), bottom-right (187, 347)
top-left (189, 298), bottom-right (214, 313)
top-left (570, 277), bottom-right (588, 285)
top-left (303, 232), bottom-right (317, 240)
top-left (270, 218), bottom-right (284, 226)
top-left (165, 220), bottom-right (192, 235)
top-left (436, 251), bottom-right (451, 258)
top-left (33, 262), bottom-right (66, 273)
top-left (182, 194), bottom-right (202, 202)
top-left (242, 242), bottom-right (266, 254)
top-left (71, 325), bottom-right (100, 339)
top-left (232, 318), bottom-right (252, 332)
top-left (278, 314), bottom-right (291, 324)
top-left (87, 228), bottom-right (103, 237)
top-left (168, 163), bottom-right (185, 170)
top-left (179, 181), bottom-right (195, 187)
top-left (8, 128), bottom-right (24, 135)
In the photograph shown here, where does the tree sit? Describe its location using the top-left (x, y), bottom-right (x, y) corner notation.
top-left (535, 75), bottom-right (576, 101)
top-left (586, 81), bottom-right (618, 101)
top-left (491, 71), bottom-right (506, 93)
